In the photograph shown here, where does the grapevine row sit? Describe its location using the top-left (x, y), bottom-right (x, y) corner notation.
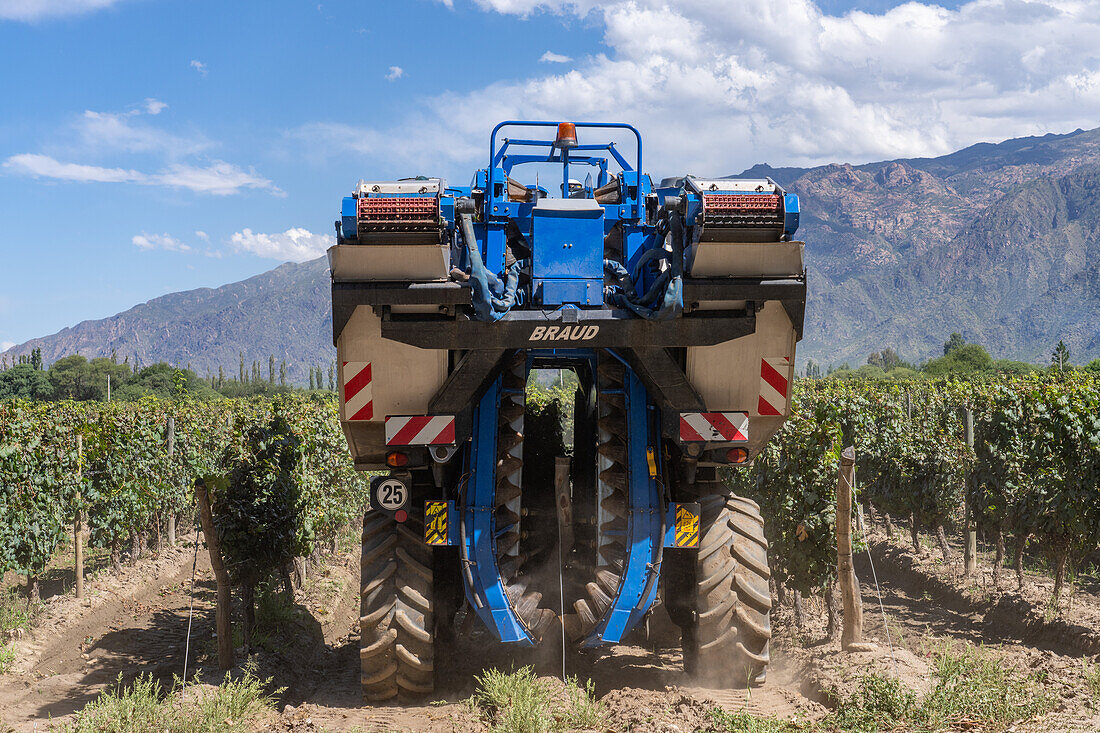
top-left (727, 374), bottom-right (1100, 606)
top-left (0, 393), bottom-right (368, 599)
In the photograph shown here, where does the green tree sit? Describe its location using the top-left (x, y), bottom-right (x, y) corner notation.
top-left (114, 363), bottom-right (218, 401)
top-left (0, 364), bottom-right (52, 400)
top-left (868, 347), bottom-right (908, 371)
top-left (944, 332), bottom-right (965, 355)
top-left (47, 355), bottom-right (96, 400)
top-left (89, 357), bottom-right (132, 400)
top-left (1051, 340), bottom-right (1070, 370)
top-left (922, 344), bottom-right (993, 376)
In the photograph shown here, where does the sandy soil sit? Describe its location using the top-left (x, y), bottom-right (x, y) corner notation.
top-left (0, 529), bottom-right (1097, 732)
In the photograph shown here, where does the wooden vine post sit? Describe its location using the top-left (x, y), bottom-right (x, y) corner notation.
top-left (837, 446), bottom-right (873, 651)
top-left (963, 408), bottom-right (977, 576)
top-left (74, 434), bottom-right (83, 600)
top-left (195, 478), bottom-right (235, 670)
top-left (166, 417), bottom-right (176, 547)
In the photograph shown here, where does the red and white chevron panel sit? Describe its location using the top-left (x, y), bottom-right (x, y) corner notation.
top-left (679, 412), bottom-right (749, 442)
top-left (757, 356), bottom-right (791, 416)
top-left (342, 361), bottom-right (374, 421)
top-left (385, 415), bottom-right (456, 446)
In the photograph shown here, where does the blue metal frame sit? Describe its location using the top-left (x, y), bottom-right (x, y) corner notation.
top-left (461, 376), bottom-right (535, 645)
top-left (458, 353), bottom-right (664, 648)
top-left (488, 121), bottom-right (642, 207)
top-left (582, 361), bottom-right (664, 646)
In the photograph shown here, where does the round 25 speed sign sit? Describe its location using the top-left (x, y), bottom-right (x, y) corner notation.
top-left (371, 476), bottom-right (411, 522)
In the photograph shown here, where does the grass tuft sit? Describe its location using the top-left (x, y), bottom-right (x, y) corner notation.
top-left (829, 673), bottom-right (918, 732)
top-left (1081, 659), bottom-right (1100, 703)
top-left (921, 642), bottom-right (1053, 730)
top-left (60, 663), bottom-right (278, 733)
top-left (827, 642), bottom-right (1054, 733)
top-left (0, 585), bottom-right (37, 674)
top-left (473, 666), bottom-right (554, 733)
top-left (0, 588), bottom-right (31, 635)
top-left (62, 674), bottom-right (168, 733)
top-left (561, 675), bottom-right (603, 730)
top-left (471, 666), bottom-right (606, 733)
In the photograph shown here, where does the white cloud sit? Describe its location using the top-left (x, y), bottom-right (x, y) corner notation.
top-left (0, 0), bottom-right (126, 21)
top-left (4, 154), bottom-right (139, 183)
top-left (155, 161), bottom-right (281, 196)
top-left (75, 108), bottom-right (208, 157)
top-left (386, 65), bottom-right (404, 81)
top-left (132, 232), bottom-right (191, 252)
top-left (306, 0), bottom-right (1100, 176)
top-left (539, 51), bottom-right (572, 63)
top-left (0, 341), bottom-right (15, 352)
top-left (230, 228), bottom-right (331, 262)
top-left (436, 0), bottom-right (591, 13)
top-left (195, 230), bottom-right (209, 241)
top-left (6, 99), bottom-right (279, 196)
top-left (190, 59), bottom-right (207, 76)
top-left (4, 153), bottom-right (281, 195)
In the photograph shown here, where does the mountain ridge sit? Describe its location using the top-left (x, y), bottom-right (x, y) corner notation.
top-left (6, 126), bottom-right (1100, 375)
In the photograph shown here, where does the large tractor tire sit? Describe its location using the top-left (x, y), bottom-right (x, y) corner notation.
top-left (360, 506), bottom-right (435, 701)
top-left (664, 468), bottom-right (772, 686)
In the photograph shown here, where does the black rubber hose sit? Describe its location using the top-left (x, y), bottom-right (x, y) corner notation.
top-left (670, 213), bottom-right (685, 279)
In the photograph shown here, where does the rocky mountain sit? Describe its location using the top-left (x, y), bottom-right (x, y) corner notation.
top-left (746, 126), bottom-right (1100, 365)
top-left (1, 257), bottom-right (333, 385)
top-left (5, 126), bottom-right (1100, 374)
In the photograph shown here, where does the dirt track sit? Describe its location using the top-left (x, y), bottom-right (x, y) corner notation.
top-left (1, 531), bottom-right (1098, 732)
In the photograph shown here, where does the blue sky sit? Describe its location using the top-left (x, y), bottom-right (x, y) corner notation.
top-left (1, 0), bottom-right (1097, 351)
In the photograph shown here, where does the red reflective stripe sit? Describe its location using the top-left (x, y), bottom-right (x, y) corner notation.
top-left (757, 395), bottom-right (780, 416)
top-left (344, 363), bottom-right (372, 401)
top-left (389, 416), bottom-right (433, 445)
top-left (760, 359), bottom-right (788, 397)
top-left (349, 400), bottom-right (374, 421)
top-left (706, 412), bottom-right (746, 441)
top-left (679, 416), bottom-right (706, 442)
top-left (435, 420), bottom-right (455, 445)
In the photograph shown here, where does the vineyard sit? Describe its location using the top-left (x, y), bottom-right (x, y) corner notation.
top-left (728, 373), bottom-right (1100, 614)
top-left (1, 375), bottom-right (1099, 617)
top-left (0, 394), bottom-right (369, 604)
top-left (1, 376), bottom-right (1099, 731)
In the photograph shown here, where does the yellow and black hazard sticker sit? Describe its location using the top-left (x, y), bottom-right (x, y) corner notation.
top-left (674, 502), bottom-right (700, 548)
top-left (424, 500), bottom-right (449, 546)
